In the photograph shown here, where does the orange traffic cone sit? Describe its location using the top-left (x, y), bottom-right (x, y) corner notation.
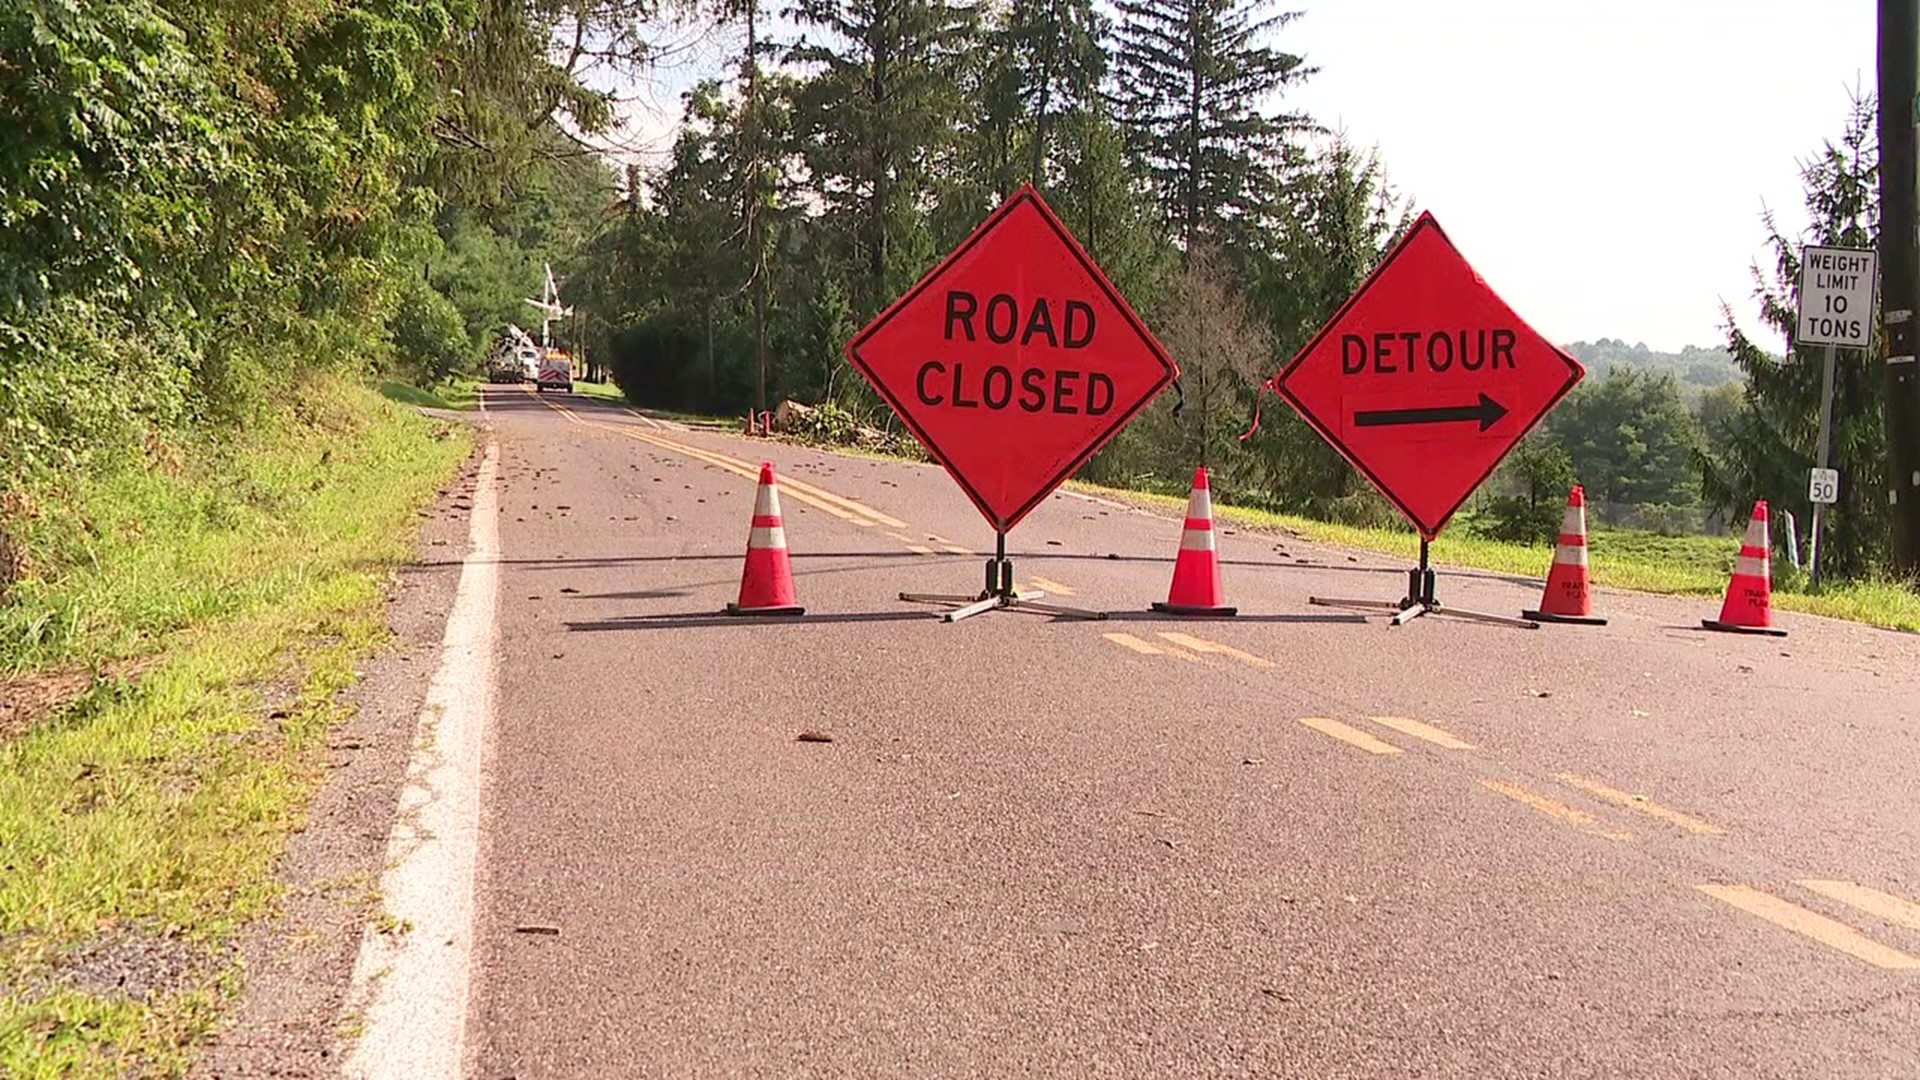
top-left (1702, 499), bottom-right (1785, 637)
top-left (1151, 466), bottom-right (1236, 617)
top-left (1522, 485), bottom-right (1606, 625)
top-left (725, 462), bottom-right (805, 616)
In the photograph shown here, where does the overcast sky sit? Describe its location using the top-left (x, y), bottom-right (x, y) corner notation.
top-left (601, 0), bottom-right (1879, 353)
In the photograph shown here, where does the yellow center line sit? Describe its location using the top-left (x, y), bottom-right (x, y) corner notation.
top-left (1368, 716), bottom-right (1474, 750)
top-left (1103, 632), bottom-right (1165, 655)
top-left (1297, 717), bottom-right (1404, 756)
top-left (1155, 632), bottom-right (1274, 668)
top-left (619, 423), bottom-right (910, 528)
top-left (539, 398), bottom-right (883, 528)
top-left (1697, 883), bottom-right (1920, 970)
top-left (1028, 575), bottom-right (1076, 595)
top-left (1553, 773), bottom-right (1726, 836)
top-left (1797, 880), bottom-right (1920, 931)
top-left (886, 532), bottom-right (936, 555)
top-left (1477, 779), bottom-right (1634, 842)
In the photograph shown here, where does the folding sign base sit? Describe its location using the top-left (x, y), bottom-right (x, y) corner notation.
top-left (900, 532), bottom-right (1107, 624)
top-left (1307, 539), bottom-right (1539, 630)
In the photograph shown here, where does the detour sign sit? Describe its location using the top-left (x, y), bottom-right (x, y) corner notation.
top-left (1271, 212), bottom-right (1585, 540)
top-left (846, 185), bottom-right (1178, 534)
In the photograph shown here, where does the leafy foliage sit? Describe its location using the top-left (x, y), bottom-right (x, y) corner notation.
top-left (0, 0), bottom-right (622, 494)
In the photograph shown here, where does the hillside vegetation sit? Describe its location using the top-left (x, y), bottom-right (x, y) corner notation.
top-left (1563, 339), bottom-right (1744, 395)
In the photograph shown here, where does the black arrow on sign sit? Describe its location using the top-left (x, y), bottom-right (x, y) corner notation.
top-left (1353, 393), bottom-right (1509, 433)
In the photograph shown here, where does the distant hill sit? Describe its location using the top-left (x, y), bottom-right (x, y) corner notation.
top-left (1562, 339), bottom-right (1742, 395)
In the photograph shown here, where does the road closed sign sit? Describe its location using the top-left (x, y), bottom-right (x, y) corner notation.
top-left (1270, 213), bottom-right (1585, 540)
top-left (846, 185), bottom-right (1178, 533)
top-left (1797, 245), bottom-right (1877, 350)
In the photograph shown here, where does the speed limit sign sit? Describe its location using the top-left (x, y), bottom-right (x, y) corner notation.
top-left (1809, 468), bottom-right (1840, 505)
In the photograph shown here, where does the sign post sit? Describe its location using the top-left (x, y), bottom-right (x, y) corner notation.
top-left (1268, 212), bottom-right (1586, 628)
top-left (845, 185), bottom-right (1178, 622)
top-left (1796, 244), bottom-right (1877, 587)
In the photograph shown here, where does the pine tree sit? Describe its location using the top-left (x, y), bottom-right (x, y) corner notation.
top-left (1701, 94), bottom-right (1887, 581)
top-left (1237, 137), bottom-right (1406, 515)
top-left (786, 0), bottom-right (980, 317)
top-left (1109, 0), bottom-right (1313, 248)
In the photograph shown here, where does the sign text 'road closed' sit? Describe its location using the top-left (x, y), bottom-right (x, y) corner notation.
top-left (846, 186), bottom-right (1177, 533)
top-left (914, 293), bottom-right (1116, 415)
top-left (1270, 212), bottom-right (1584, 539)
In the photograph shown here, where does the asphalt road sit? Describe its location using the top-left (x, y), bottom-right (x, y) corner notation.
top-left (456, 384), bottom-right (1920, 1078)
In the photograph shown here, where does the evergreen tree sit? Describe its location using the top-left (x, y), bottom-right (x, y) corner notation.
top-left (785, 0), bottom-right (980, 317)
top-left (1553, 369), bottom-right (1702, 518)
top-left (1239, 137), bottom-right (1407, 515)
top-left (1701, 94), bottom-right (1886, 580)
top-left (1109, 0), bottom-right (1313, 247)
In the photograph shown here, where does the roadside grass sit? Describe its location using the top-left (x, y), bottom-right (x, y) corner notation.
top-left (376, 379), bottom-right (453, 411)
top-left (574, 384), bottom-right (738, 429)
top-left (376, 377), bottom-right (478, 412)
top-left (571, 380), bottom-right (625, 403)
top-left (0, 376), bottom-right (470, 1075)
top-left (437, 378), bottom-right (480, 409)
top-left (1064, 480), bottom-right (1920, 633)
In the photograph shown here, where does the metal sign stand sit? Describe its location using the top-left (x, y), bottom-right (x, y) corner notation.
top-left (900, 531), bottom-right (1107, 623)
top-left (1307, 538), bottom-right (1539, 630)
top-left (1808, 343), bottom-right (1838, 587)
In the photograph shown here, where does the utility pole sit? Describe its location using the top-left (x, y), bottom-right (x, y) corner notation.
top-left (1878, 0), bottom-right (1920, 577)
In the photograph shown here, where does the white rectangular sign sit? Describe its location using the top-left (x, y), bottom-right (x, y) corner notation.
top-left (1797, 245), bottom-right (1877, 349)
top-left (1809, 467), bottom-right (1840, 505)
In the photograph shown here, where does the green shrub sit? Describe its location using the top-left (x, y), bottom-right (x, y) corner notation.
top-left (390, 277), bottom-right (473, 385)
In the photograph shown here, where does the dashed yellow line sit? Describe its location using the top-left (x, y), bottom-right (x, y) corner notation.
top-left (887, 532), bottom-right (935, 555)
top-left (1697, 884), bottom-right (1920, 970)
top-left (624, 426), bottom-right (879, 525)
top-left (1297, 717), bottom-right (1403, 756)
top-left (926, 534), bottom-right (974, 555)
top-left (600, 407), bottom-right (910, 527)
top-left (1155, 632), bottom-right (1274, 668)
top-left (1103, 632), bottom-right (1163, 655)
top-left (1368, 716), bottom-right (1473, 750)
top-left (1101, 632), bottom-right (1205, 662)
top-left (1028, 575), bottom-right (1076, 596)
top-left (1477, 778), bottom-right (1634, 842)
top-left (1798, 880), bottom-right (1920, 932)
top-left (1554, 773), bottom-right (1726, 836)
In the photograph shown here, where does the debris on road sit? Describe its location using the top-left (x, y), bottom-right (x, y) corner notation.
top-left (796, 729), bottom-right (834, 743)
top-left (513, 925), bottom-right (561, 936)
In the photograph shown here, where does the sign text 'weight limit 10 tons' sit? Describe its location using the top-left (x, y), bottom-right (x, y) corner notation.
top-left (1796, 246), bottom-right (1877, 350)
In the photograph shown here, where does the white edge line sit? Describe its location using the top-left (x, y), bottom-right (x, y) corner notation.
top-left (339, 440), bottom-right (501, 1079)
